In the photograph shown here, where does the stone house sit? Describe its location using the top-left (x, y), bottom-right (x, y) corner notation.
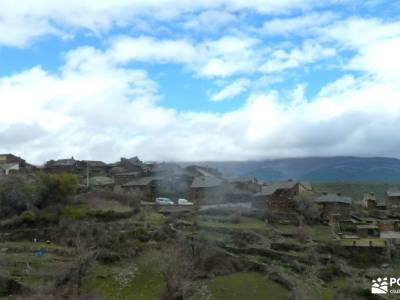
top-left (89, 176), bottom-right (114, 190)
top-left (252, 180), bottom-right (311, 211)
top-left (45, 157), bottom-right (80, 173)
top-left (121, 176), bottom-right (161, 201)
top-left (0, 163), bottom-right (20, 175)
top-left (119, 157), bottom-right (151, 176)
top-left (314, 193), bottom-right (352, 223)
top-left (0, 154), bottom-right (26, 175)
top-left (83, 160), bottom-right (111, 176)
top-left (363, 192), bottom-right (377, 209)
top-left (0, 154), bottom-right (26, 168)
top-left (356, 224), bottom-right (380, 238)
top-left (114, 172), bottom-right (144, 185)
top-left (385, 188), bottom-right (400, 216)
top-left (189, 176), bottom-right (224, 205)
top-left (378, 219), bottom-right (400, 232)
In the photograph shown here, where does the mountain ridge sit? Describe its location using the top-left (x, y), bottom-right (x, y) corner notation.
top-left (182, 156), bottom-right (400, 183)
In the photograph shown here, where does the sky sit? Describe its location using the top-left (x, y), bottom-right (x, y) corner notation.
top-left (1, 0), bottom-right (400, 164)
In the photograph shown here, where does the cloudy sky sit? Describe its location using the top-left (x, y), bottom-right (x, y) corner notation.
top-left (1, 0), bottom-right (400, 164)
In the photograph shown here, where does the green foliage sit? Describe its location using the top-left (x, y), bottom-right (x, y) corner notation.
top-left (62, 204), bottom-right (90, 220)
top-left (0, 176), bottom-right (40, 217)
top-left (37, 172), bottom-right (78, 207)
top-left (128, 227), bottom-right (151, 242)
top-left (20, 210), bottom-right (37, 225)
top-left (317, 265), bottom-right (342, 282)
top-left (207, 272), bottom-right (291, 300)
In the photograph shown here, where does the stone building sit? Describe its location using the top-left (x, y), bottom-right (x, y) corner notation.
top-left (314, 193), bottom-right (352, 223)
top-left (189, 176), bottom-right (224, 205)
top-left (385, 188), bottom-right (400, 216)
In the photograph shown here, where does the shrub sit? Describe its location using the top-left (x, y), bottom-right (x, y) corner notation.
top-left (96, 249), bottom-right (121, 264)
top-left (128, 227), bottom-right (151, 242)
top-left (37, 172), bottom-right (78, 207)
top-left (317, 265), bottom-right (342, 282)
top-left (62, 205), bottom-right (90, 220)
top-left (0, 176), bottom-right (40, 217)
top-left (20, 210), bottom-right (37, 225)
top-left (228, 211), bottom-right (241, 224)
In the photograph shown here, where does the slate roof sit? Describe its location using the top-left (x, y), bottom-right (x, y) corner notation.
top-left (314, 193), bottom-right (352, 205)
top-left (387, 188), bottom-right (400, 197)
top-left (255, 181), bottom-right (298, 196)
top-left (90, 176), bottom-right (114, 186)
top-left (191, 176), bottom-right (223, 188)
top-left (114, 171), bottom-right (143, 177)
top-left (122, 176), bottom-right (161, 187)
top-left (356, 224), bottom-right (378, 229)
top-left (52, 158), bottom-right (76, 166)
top-left (300, 181), bottom-right (312, 191)
top-left (84, 160), bottom-right (108, 167)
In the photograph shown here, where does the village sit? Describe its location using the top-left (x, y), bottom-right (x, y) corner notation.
top-left (1, 152), bottom-right (400, 299)
top-left (2, 153), bottom-right (400, 248)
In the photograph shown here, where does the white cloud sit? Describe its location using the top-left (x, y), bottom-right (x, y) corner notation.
top-left (1, 39), bottom-right (400, 164)
top-left (263, 12), bottom-right (338, 36)
top-left (210, 78), bottom-right (250, 101)
top-left (183, 10), bottom-right (237, 31)
top-left (260, 41), bottom-right (336, 73)
top-left (322, 17), bottom-right (400, 49)
top-left (109, 35), bottom-right (260, 78)
top-left (0, 0), bottom-right (344, 47)
top-left (322, 18), bottom-right (400, 83)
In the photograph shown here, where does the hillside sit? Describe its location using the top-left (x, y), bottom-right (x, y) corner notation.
top-left (192, 156), bottom-right (400, 183)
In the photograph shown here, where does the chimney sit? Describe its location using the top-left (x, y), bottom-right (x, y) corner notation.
top-left (337, 193), bottom-right (342, 197)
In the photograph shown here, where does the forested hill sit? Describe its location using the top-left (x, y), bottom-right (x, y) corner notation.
top-left (190, 157), bottom-right (400, 183)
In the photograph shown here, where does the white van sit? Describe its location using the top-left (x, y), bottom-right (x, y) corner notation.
top-left (155, 197), bottom-right (174, 205)
top-left (177, 198), bottom-right (194, 206)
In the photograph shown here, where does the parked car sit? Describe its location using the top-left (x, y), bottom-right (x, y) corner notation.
top-left (178, 198), bottom-right (194, 205)
top-left (155, 197), bottom-right (175, 205)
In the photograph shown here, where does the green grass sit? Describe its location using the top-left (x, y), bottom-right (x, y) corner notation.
top-left (319, 277), bottom-right (348, 300)
top-left (207, 272), bottom-right (291, 300)
top-left (82, 252), bottom-right (165, 300)
top-left (198, 215), bottom-right (267, 230)
top-left (62, 204), bottom-right (91, 219)
top-left (308, 225), bottom-right (334, 242)
top-left (85, 198), bottom-right (132, 213)
top-left (131, 209), bottom-right (166, 226)
top-left (0, 241), bottom-right (76, 289)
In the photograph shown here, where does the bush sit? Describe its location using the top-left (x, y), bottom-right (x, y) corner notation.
top-left (96, 249), bottom-right (121, 264)
top-left (62, 205), bottom-right (90, 220)
top-left (20, 210), bottom-right (37, 225)
top-left (128, 227), bottom-right (151, 242)
top-left (317, 265), bottom-right (342, 282)
top-left (37, 172), bottom-right (78, 207)
top-left (0, 176), bottom-right (40, 217)
top-left (228, 211), bottom-right (241, 224)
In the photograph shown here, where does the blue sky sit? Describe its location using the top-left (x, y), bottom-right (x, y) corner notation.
top-left (1, 0), bottom-right (400, 163)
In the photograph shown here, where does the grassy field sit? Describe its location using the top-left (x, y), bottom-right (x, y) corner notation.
top-left (0, 241), bottom-right (76, 290)
top-left (82, 252), bottom-right (165, 300)
top-left (198, 215), bottom-right (267, 231)
top-left (207, 272), bottom-right (291, 300)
